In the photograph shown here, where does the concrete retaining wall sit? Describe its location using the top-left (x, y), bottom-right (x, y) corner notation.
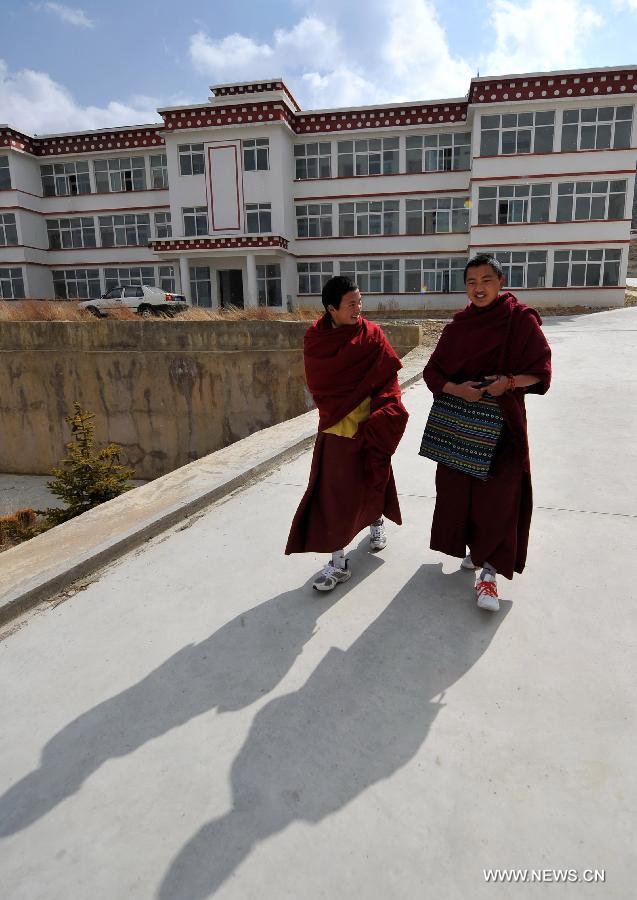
top-left (0, 320), bottom-right (421, 479)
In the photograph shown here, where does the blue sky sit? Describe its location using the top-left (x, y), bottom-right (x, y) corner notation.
top-left (1, 0), bottom-right (636, 135)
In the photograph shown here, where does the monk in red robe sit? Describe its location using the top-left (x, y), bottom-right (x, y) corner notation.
top-left (286, 276), bottom-right (409, 591)
top-left (423, 254), bottom-right (552, 612)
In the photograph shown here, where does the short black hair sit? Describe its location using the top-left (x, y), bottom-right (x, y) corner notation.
top-left (463, 253), bottom-right (503, 283)
top-left (321, 275), bottom-right (358, 312)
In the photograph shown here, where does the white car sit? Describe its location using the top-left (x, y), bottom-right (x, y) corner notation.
top-left (80, 284), bottom-right (190, 317)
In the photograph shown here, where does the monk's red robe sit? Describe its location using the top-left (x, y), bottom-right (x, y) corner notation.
top-left (285, 315), bottom-right (409, 554)
top-left (423, 292), bottom-right (552, 579)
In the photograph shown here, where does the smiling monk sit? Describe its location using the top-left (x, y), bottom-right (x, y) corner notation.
top-left (423, 253), bottom-right (552, 612)
top-left (286, 276), bottom-right (409, 592)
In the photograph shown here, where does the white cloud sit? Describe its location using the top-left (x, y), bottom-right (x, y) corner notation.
top-left (482, 0), bottom-right (603, 76)
top-left (0, 59), bottom-right (162, 134)
top-left (188, 3), bottom-right (471, 108)
top-left (35, 2), bottom-right (95, 28)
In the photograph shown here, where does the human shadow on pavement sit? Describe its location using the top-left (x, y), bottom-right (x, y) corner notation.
top-left (158, 564), bottom-right (511, 900)
top-left (0, 541), bottom-right (382, 838)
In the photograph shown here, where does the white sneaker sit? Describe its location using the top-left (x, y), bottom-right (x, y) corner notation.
top-left (369, 518), bottom-right (387, 551)
top-left (312, 560), bottom-right (352, 592)
top-left (475, 572), bottom-right (500, 611)
top-left (461, 554), bottom-right (477, 570)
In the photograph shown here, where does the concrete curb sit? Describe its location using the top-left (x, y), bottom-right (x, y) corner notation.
top-left (0, 346), bottom-right (429, 627)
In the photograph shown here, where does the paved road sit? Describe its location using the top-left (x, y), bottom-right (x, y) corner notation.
top-left (1, 310), bottom-right (635, 899)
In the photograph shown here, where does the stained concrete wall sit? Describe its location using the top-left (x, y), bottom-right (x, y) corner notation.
top-left (0, 320), bottom-right (420, 479)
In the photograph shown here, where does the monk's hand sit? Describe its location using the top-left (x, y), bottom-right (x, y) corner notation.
top-left (454, 381), bottom-right (486, 403)
top-left (481, 375), bottom-right (508, 398)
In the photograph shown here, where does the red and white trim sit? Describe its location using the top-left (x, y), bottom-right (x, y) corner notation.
top-left (149, 235), bottom-right (289, 252)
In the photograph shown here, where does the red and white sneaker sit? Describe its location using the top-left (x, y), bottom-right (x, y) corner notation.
top-left (475, 572), bottom-right (500, 611)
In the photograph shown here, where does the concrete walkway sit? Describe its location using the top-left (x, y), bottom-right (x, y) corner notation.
top-left (0, 310), bottom-right (635, 899)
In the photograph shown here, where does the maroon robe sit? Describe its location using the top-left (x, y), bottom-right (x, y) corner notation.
top-left (286, 315), bottom-right (409, 554)
top-left (423, 292), bottom-right (552, 579)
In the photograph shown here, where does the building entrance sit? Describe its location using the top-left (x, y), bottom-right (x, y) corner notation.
top-left (218, 270), bottom-right (244, 308)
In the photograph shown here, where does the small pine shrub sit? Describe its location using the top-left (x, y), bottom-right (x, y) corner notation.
top-left (45, 403), bottom-right (135, 526)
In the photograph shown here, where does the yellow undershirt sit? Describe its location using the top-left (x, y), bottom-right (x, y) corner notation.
top-left (323, 396), bottom-right (371, 438)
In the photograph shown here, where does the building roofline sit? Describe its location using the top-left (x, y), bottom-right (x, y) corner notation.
top-left (297, 97), bottom-right (468, 116)
top-left (470, 63), bottom-right (637, 84)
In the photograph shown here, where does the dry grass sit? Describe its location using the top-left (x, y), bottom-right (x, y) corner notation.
top-left (0, 299), bottom-right (323, 322)
top-left (0, 508), bottom-right (51, 552)
top-left (625, 290), bottom-right (637, 307)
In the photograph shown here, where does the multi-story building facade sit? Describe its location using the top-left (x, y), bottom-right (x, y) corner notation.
top-left (1, 66), bottom-right (636, 309)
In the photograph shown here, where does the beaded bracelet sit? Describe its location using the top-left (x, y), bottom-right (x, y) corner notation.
top-left (506, 374), bottom-right (516, 393)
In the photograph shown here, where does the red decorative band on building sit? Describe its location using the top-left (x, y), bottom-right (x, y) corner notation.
top-left (212, 81), bottom-right (301, 111)
top-left (162, 102), bottom-right (296, 130)
top-left (149, 235), bottom-right (289, 251)
top-left (468, 70), bottom-right (636, 104)
top-left (294, 103), bottom-right (468, 133)
top-left (1, 126), bottom-right (165, 157)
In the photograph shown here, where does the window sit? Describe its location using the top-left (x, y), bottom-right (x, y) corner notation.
top-left (179, 144), bottom-right (205, 176)
top-left (561, 106), bottom-right (633, 151)
top-left (94, 157), bottom-right (146, 192)
top-left (182, 207), bottom-right (208, 236)
top-left (52, 268), bottom-right (101, 299)
top-left (553, 248), bottom-right (622, 287)
top-left (556, 180), bottom-right (627, 221)
top-left (405, 257), bottom-right (467, 293)
top-left (40, 161), bottom-right (91, 197)
top-left (478, 184), bottom-right (551, 225)
top-left (0, 267), bottom-right (24, 299)
top-left (486, 250), bottom-right (547, 288)
top-left (296, 203), bottom-right (332, 237)
top-left (243, 138), bottom-right (270, 171)
top-left (104, 267), bottom-right (155, 291)
top-left (257, 264), bottom-right (282, 306)
top-left (0, 155), bottom-right (10, 190)
top-left (150, 153), bottom-right (168, 189)
top-left (339, 259), bottom-right (399, 293)
top-left (154, 211), bottom-right (172, 238)
top-left (294, 142), bottom-right (331, 179)
top-left (46, 217), bottom-right (96, 249)
top-left (480, 111), bottom-right (555, 156)
top-left (406, 197), bottom-right (469, 234)
top-left (338, 200), bottom-right (399, 236)
top-left (158, 265), bottom-right (175, 292)
top-left (190, 266), bottom-right (212, 306)
top-left (297, 261), bottom-right (334, 294)
top-left (245, 203), bottom-right (272, 233)
top-left (406, 132), bottom-right (470, 173)
top-left (337, 138), bottom-right (399, 177)
top-left (0, 213), bottom-right (18, 246)
top-left (99, 213), bottom-right (150, 247)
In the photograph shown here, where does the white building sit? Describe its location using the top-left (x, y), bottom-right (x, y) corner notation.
top-left (1, 66), bottom-right (636, 309)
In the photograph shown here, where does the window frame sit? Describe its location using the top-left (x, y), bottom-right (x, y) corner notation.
top-left (0, 266), bottom-right (25, 299)
top-left (178, 144), bottom-right (205, 176)
top-left (104, 267), bottom-right (156, 291)
top-left (552, 248), bottom-right (622, 287)
top-left (561, 106), bottom-right (633, 152)
top-left (406, 197), bottom-right (470, 234)
top-left (404, 257), bottom-right (467, 293)
top-left (154, 211), bottom-right (172, 239)
top-left (297, 261), bottom-right (334, 294)
top-left (182, 206), bottom-right (209, 237)
top-left (245, 202), bottom-right (272, 234)
top-left (98, 213), bottom-right (151, 247)
top-left (337, 138), bottom-right (399, 177)
top-left (46, 216), bottom-right (96, 249)
top-left (52, 268), bottom-right (101, 300)
top-left (295, 203), bottom-right (333, 238)
top-left (0, 155), bottom-right (11, 190)
top-left (256, 263), bottom-right (282, 306)
top-left (477, 183), bottom-right (551, 225)
top-left (338, 200), bottom-right (399, 237)
top-left (556, 179), bottom-right (627, 222)
top-left (294, 142), bottom-right (332, 180)
top-left (479, 111), bottom-right (555, 156)
top-left (339, 258), bottom-right (400, 293)
top-left (40, 161), bottom-right (91, 197)
top-left (406, 132), bottom-right (471, 173)
top-left (149, 153), bottom-right (168, 189)
top-left (243, 138), bottom-right (270, 172)
top-left (189, 265), bottom-right (212, 307)
top-left (0, 213), bottom-right (18, 246)
top-left (93, 156), bottom-right (146, 193)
